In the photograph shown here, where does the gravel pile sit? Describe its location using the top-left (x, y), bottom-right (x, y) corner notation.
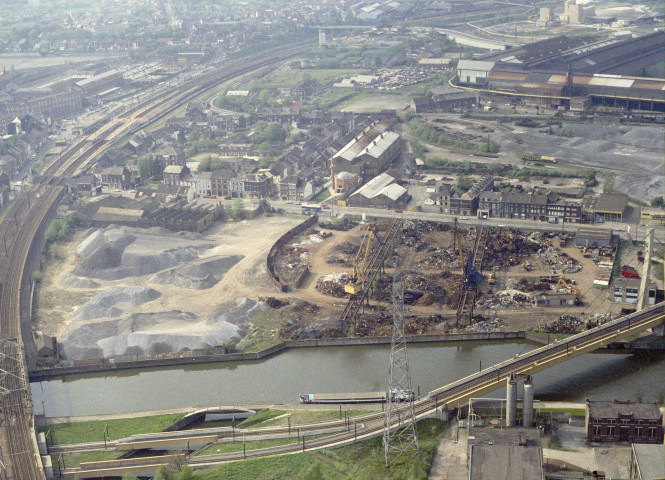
top-left (60, 274), bottom-right (100, 289)
top-left (74, 226), bottom-right (214, 280)
top-left (62, 298), bottom-right (266, 360)
top-left (148, 255), bottom-right (243, 289)
top-left (74, 286), bottom-right (161, 321)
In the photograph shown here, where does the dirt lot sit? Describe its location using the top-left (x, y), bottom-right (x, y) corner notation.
top-left (273, 219), bottom-right (618, 338)
top-left (36, 214), bottom-right (630, 358)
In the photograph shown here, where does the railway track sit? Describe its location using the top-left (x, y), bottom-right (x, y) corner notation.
top-left (0, 41), bottom-right (314, 480)
top-left (59, 302), bottom-right (664, 478)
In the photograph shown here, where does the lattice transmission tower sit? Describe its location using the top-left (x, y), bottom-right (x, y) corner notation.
top-left (383, 269), bottom-right (419, 467)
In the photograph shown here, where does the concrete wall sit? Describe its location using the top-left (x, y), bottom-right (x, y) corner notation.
top-left (28, 332), bottom-right (525, 380)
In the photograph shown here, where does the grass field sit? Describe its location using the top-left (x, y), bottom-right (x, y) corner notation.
top-left (194, 418), bottom-right (446, 480)
top-left (240, 409), bottom-right (377, 429)
top-left (236, 309), bottom-right (283, 353)
top-left (50, 451), bottom-right (119, 469)
top-left (38, 413), bottom-right (185, 445)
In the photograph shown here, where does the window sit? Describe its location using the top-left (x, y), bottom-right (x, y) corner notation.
top-left (649, 427), bottom-right (657, 437)
top-left (620, 419), bottom-right (630, 425)
top-left (607, 426), bottom-right (615, 436)
top-left (635, 427), bottom-right (642, 437)
top-left (593, 426), bottom-right (601, 436)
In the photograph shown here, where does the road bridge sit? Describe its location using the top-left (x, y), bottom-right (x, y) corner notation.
top-left (58, 302), bottom-right (664, 478)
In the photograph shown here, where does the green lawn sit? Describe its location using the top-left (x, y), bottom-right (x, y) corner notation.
top-left (539, 408), bottom-right (586, 417)
top-left (312, 189), bottom-right (332, 202)
top-left (193, 418), bottom-right (446, 480)
top-left (38, 413), bottom-right (185, 445)
top-left (51, 451), bottom-right (119, 469)
top-left (196, 434), bottom-right (329, 456)
top-left (238, 409), bottom-right (287, 429)
top-left (242, 409), bottom-right (376, 429)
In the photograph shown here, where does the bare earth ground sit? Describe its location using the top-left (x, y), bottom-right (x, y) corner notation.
top-left (35, 216), bottom-right (302, 340)
top-left (36, 214), bottom-right (632, 358)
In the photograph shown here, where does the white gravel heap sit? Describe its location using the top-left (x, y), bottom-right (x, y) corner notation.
top-left (73, 226), bottom-right (214, 280)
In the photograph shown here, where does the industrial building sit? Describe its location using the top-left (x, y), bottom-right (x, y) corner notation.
top-left (467, 427), bottom-right (544, 480)
top-left (454, 32), bottom-right (665, 112)
top-left (586, 400), bottom-right (664, 444)
top-left (330, 119), bottom-right (402, 192)
top-left (347, 171), bottom-right (409, 209)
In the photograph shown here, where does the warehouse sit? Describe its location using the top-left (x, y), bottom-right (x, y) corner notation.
top-left (594, 193), bottom-right (628, 223)
top-left (454, 32), bottom-right (665, 112)
top-left (347, 171), bottom-right (409, 209)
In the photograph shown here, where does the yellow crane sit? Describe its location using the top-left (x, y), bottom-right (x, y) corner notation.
top-left (345, 226), bottom-right (373, 295)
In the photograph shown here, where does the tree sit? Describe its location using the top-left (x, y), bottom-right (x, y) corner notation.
top-left (651, 196), bottom-right (664, 208)
top-left (456, 175), bottom-right (473, 194)
top-left (137, 156), bottom-right (153, 182)
top-left (230, 198), bottom-right (244, 221)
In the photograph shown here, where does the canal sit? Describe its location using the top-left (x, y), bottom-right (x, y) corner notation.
top-left (32, 341), bottom-right (665, 417)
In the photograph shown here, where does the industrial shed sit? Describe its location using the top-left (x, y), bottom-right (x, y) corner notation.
top-left (347, 172), bottom-right (409, 209)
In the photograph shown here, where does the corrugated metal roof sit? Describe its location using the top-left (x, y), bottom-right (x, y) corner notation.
top-left (548, 74), bottom-right (567, 84)
top-left (631, 79), bottom-right (665, 90)
top-left (355, 172), bottom-right (396, 198)
top-left (589, 76), bottom-right (634, 88)
top-left (457, 60), bottom-right (495, 72)
top-left (489, 72), bottom-right (527, 81)
top-left (361, 131), bottom-right (400, 159)
top-left (381, 183), bottom-right (407, 201)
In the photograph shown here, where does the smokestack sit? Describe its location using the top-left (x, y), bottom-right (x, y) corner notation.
top-left (523, 375), bottom-right (534, 427)
top-left (506, 373), bottom-right (517, 427)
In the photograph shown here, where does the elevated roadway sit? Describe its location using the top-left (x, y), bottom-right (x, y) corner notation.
top-left (60, 302), bottom-right (664, 478)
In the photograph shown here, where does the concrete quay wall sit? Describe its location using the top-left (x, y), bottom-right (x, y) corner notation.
top-left (28, 332), bottom-right (525, 381)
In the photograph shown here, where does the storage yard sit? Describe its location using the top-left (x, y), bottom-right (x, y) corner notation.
top-left (36, 214), bottom-right (638, 362)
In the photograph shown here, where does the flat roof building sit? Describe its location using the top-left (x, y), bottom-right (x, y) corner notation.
top-left (468, 427), bottom-right (544, 480)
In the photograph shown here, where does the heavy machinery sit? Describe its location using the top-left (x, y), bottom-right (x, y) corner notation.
top-left (340, 219), bottom-right (401, 332)
top-left (345, 226), bottom-right (373, 295)
top-left (555, 278), bottom-right (580, 295)
top-left (455, 221), bottom-right (486, 325)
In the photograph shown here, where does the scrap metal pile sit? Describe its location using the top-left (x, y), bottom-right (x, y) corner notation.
top-left (315, 272), bottom-right (353, 297)
top-left (536, 247), bottom-right (583, 274)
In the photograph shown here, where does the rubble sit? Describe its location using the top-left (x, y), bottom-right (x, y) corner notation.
top-left (319, 218), bottom-right (358, 231)
top-left (536, 247), bottom-right (582, 274)
top-left (259, 297), bottom-right (290, 309)
top-left (477, 289), bottom-right (532, 309)
top-left (464, 314), bottom-right (506, 333)
top-left (315, 272), bottom-right (353, 297)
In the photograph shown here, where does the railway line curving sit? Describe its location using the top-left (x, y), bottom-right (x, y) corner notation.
top-left (0, 41), bottom-right (314, 480)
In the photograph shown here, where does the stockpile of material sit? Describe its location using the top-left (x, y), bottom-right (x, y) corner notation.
top-left (537, 247), bottom-right (583, 274)
top-left (316, 272), bottom-right (352, 297)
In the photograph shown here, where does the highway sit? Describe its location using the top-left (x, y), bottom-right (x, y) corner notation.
top-left (0, 41), bottom-right (315, 480)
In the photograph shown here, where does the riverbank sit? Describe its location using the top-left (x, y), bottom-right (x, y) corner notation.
top-left (29, 331), bottom-right (526, 380)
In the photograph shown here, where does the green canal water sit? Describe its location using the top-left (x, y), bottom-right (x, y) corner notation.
top-left (31, 341), bottom-right (665, 417)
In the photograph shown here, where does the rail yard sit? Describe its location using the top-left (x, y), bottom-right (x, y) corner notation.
top-left (0, 42), bottom-right (314, 480)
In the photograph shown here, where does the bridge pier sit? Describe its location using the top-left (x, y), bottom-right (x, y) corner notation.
top-left (506, 374), bottom-right (517, 427)
top-left (523, 376), bottom-right (534, 427)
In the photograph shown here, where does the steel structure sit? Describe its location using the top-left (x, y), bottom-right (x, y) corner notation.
top-left (339, 219), bottom-right (401, 332)
top-left (456, 224), bottom-right (488, 325)
top-left (383, 269), bottom-right (419, 467)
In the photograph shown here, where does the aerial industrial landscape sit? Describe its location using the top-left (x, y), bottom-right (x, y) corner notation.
top-left (0, 0), bottom-right (664, 479)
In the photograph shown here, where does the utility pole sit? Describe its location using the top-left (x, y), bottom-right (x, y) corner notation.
top-left (383, 269), bottom-right (420, 467)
